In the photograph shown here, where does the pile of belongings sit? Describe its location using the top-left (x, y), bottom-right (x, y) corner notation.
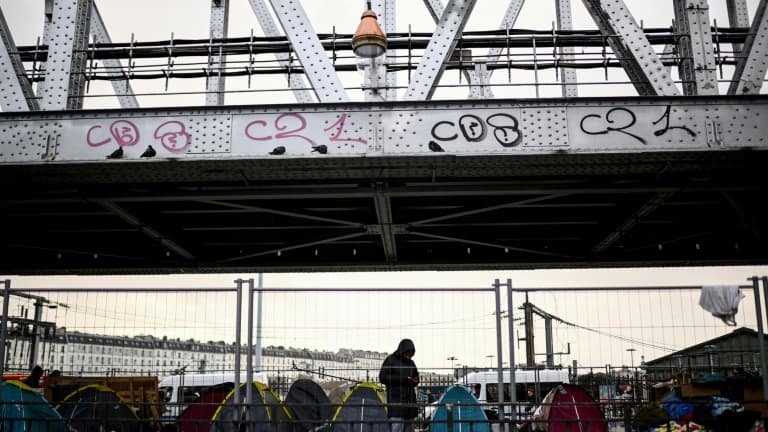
top-left (649, 420), bottom-right (704, 432)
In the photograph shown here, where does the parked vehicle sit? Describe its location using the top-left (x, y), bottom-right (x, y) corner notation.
top-left (460, 369), bottom-right (570, 419)
top-left (159, 371), bottom-right (268, 421)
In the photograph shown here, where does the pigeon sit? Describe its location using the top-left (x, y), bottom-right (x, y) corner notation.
top-left (107, 147), bottom-right (124, 159)
top-left (140, 145), bottom-right (157, 158)
top-left (269, 146), bottom-right (286, 155)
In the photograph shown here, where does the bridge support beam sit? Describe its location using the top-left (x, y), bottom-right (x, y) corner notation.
top-left (0, 7), bottom-right (38, 111)
top-left (40, 0), bottom-right (92, 110)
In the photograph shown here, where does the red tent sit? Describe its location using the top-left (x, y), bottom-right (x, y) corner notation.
top-left (176, 386), bottom-right (231, 432)
top-left (532, 384), bottom-right (607, 432)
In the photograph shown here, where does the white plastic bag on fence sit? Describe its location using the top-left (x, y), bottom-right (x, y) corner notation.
top-left (699, 285), bottom-right (744, 326)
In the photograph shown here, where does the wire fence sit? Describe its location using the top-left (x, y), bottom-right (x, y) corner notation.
top-left (1, 277), bottom-right (768, 431)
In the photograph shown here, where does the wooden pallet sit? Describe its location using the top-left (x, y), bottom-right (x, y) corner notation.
top-left (44, 375), bottom-right (164, 422)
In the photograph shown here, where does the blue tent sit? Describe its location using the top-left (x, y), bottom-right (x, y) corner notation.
top-left (430, 385), bottom-right (489, 432)
top-left (1, 380), bottom-right (66, 432)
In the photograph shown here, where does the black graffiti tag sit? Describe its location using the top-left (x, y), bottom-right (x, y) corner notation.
top-left (487, 113), bottom-right (522, 147)
top-left (580, 107), bottom-right (647, 145)
top-left (429, 113), bottom-right (522, 148)
top-left (652, 105), bottom-right (697, 138)
top-left (458, 115), bottom-right (487, 142)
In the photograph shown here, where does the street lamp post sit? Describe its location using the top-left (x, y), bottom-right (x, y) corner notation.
top-left (447, 356), bottom-right (457, 371)
top-left (447, 356), bottom-right (458, 381)
top-left (486, 355), bottom-right (494, 369)
top-left (627, 348), bottom-right (637, 400)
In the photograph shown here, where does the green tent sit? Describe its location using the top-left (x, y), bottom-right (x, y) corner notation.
top-left (331, 382), bottom-right (388, 432)
top-left (210, 381), bottom-right (292, 432)
top-left (56, 383), bottom-right (143, 432)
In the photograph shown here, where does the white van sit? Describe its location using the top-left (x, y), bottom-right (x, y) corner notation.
top-left (461, 369), bottom-right (570, 419)
top-left (159, 371), bottom-right (269, 421)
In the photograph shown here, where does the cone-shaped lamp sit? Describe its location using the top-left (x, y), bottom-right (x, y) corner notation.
top-left (352, 8), bottom-right (387, 58)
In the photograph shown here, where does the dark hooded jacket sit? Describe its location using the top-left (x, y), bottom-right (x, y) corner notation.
top-left (378, 339), bottom-right (419, 419)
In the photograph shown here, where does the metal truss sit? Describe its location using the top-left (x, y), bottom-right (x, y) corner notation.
top-left (0, 7), bottom-right (38, 111)
top-left (268, 0), bottom-right (348, 102)
top-left (207, 0), bottom-right (230, 106)
top-left (39, 0), bottom-right (92, 110)
top-left (2, 1), bottom-right (766, 108)
top-left (726, 0), bottom-right (750, 55)
top-left (247, 0), bottom-right (313, 103)
top-left (581, 0), bottom-right (679, 96)
top-left (89, 2), bottom-right (138, 109)
top-left (555, 0), bottom-right (578, 97)
top-left (674, 0), bottom-right (718, 96)
top-left (404, 0), bottom-right (477, 100)
top-left (729, 0), bottom-right (768, 94)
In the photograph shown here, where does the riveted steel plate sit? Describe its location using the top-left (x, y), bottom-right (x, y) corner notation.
top-left (0, 120), bottom-right (60, 161)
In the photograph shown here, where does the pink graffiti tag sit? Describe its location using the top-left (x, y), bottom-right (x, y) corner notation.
top-left (323, 113), bottom-right (367, 145)
top-left (154, 121), bottom-right (191, 153)
top-left (244, 113), bottom-right (317, 146)
top-left (86, 120), bottom-right (140, 147)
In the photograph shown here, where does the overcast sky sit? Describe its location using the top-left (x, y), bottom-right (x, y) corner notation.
top-left (1, 1), bottom-right (767, 372)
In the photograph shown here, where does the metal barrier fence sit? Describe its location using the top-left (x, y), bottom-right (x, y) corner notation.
top-left (2, 276), bottom-right (768, 431)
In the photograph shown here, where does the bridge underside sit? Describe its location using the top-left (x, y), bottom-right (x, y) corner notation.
top-left (2, 148), bottom-right (766, 275)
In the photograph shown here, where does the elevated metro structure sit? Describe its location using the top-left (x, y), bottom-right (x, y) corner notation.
top-left (0, 0), bottom-right (767, 274)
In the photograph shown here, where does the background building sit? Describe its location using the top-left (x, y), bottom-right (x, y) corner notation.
top-left (3, 328), bottom-right (387, 383)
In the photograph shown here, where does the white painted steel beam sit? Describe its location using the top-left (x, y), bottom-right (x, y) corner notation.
top-left (485, 0), bottom-right (526, 67)
top-left (362, 0), bottom-right (389, 102)
top-left (247, 0), bottom-right (313, 103)
top-left (383, 0), bottom-right (397, 101)
top-left (269, 0), bottom-right (348, 102)
top-left (40, 0), bottom-right (92, 110)
top-left (0, 7), bottom-right (39, 111)
top-left (726, 0), bottom-right (750, 56)
top-left (673, 0), bottom-right (718, 96)
top-left (1, 96), bottom-right (766, 163)
top-left (477, 0), bottom-right (528, 98)
top-left (729, 0), bottom-right (768, 95)
top-left (422, 0), bottom-right (444, 23)
top-left (89, 2), bottom-right (138, 108)
top-left (555, 0), bottom-right (578, 97)
top-left (405, 0), bottom-right (477, 100)
top-left (35, 0), bottom-right (54, 100)
top-left (207, 0), bottom-right (230, 106)
top-left (582, 0), bottom-right (680, 96)
top-left (421, 0), bottom-right (486, 98)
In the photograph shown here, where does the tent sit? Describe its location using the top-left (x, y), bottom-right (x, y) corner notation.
top-left (55, 383), bottom-right (143, 432)
top-left (532, 384), bottom-right (607, 432)
top-left (176, 384), bottom-right (233, 432)
top-left (1, 380), bottom-right (66, 432)
top-left (330, 382), bottom-right (388, 432)
top-left (210, 381), bottom-right (292, 432)
top-left (430, 385), bottom-right (489, 432)
top-left (284, 379), bottom-right (335, 432)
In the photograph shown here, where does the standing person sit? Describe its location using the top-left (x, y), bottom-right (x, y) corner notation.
top-left (22, 365), bottom-right (44, 388)
top-left (379, 339), bottom-right (419, 432)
